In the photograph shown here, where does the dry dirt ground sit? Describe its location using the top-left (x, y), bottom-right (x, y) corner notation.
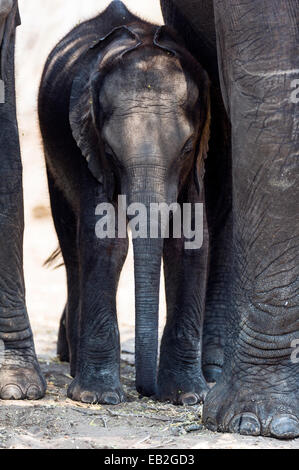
top-left (0, 0), bottom-right (297, 450)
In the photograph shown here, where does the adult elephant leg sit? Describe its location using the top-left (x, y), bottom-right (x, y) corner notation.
top-left (203, 0), bottom-right (299, 438)
top-left (0, 7), bottom-right (45, 399)
top-left (157, 185), bottom-right (209, 405)
top-left (160, 0), bottom-right (233, 383)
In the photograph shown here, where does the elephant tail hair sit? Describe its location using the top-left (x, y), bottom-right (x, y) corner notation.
top-left (44, 246), bottom-right (64, 270)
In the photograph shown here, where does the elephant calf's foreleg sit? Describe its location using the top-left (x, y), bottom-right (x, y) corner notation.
top-left (67, 183), bottom-right (128, 405)
top-left (157, 202), bottom-right (209, 405)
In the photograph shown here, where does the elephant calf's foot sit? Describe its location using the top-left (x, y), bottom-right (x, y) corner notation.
top-left (157, 367), bottom-right (209, 406)
top-left (67, 373), bottom-right (125, 405)
top-left (203, 369), bottom-right (299, 439)
top-left (0, 349), bottom-right (46, 400)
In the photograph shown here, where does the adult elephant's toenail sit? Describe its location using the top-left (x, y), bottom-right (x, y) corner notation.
top-left (228, 414), bottom-right (242, 433)
top-left (270, 415), bottom-right (299, 440)
top-left (80, 391), bottom-right (98, 404)
top-left (181, 393), bottom-right (200, 406)
top-left (229, 413), bottom-right (260, 436)
top-left (1, 384), bottom-right (23, 400)
top-left (238, 413), bottom-right (261, 436)
top-left (101, 392), bottom-right (120, 405)
top-left (26, 385), bottom-right (42, 400)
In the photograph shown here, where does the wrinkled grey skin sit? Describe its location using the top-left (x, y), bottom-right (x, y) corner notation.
top-left (38, 1), bottom-right (211, 406)
top-left (0, 0), bottom-right (46, 400)
top-left (161, 0), bottom-right (299, 439)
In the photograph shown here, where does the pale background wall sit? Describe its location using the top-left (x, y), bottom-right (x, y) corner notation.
top-left (15, 0), bottom-right (164, 358)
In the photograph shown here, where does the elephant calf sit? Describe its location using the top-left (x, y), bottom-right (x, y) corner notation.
top-left (39, 0), bottom-right (211, 405)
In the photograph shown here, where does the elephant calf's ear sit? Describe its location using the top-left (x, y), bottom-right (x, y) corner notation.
top-left (194, 82), bottom-right (211, 194)
top-left (69, 72), bottom-right (104, 185)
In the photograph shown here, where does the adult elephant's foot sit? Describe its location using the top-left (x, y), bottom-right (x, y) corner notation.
top-left (67, 371), bottom-right (125, 405)
top-left (0, 348), bottom-right (46, 400)
top-left (203, 366), bottom-right (299, 439)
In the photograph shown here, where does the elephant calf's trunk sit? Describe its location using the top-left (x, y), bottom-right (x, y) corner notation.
top-left (133, 237), bottom-right (163, 397)
top-left (126, 167), bottom-right (167, 396)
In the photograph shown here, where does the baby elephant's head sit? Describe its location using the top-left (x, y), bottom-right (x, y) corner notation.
top-left (70, 23), bottom-right (210, 396)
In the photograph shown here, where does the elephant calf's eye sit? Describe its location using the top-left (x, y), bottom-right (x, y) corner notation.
top-left (104, 143), bottom-right (116, 158)
top-left (181, 138), bottom-right (194, 156)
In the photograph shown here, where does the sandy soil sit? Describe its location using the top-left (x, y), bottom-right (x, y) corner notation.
top-left (0, 0), bottom-right (296, 450)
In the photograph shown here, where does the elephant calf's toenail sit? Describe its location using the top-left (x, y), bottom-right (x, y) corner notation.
top-left (181, 393), bottom-right (200, 406)
top-left (80, 392), bottom-right (98, 404)
top-left (101, 392), bottom-right (120, 405)
top-left (270, 415), bottom-right (299, 440)
top-left (1, 384), bottom-right (23, 400)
